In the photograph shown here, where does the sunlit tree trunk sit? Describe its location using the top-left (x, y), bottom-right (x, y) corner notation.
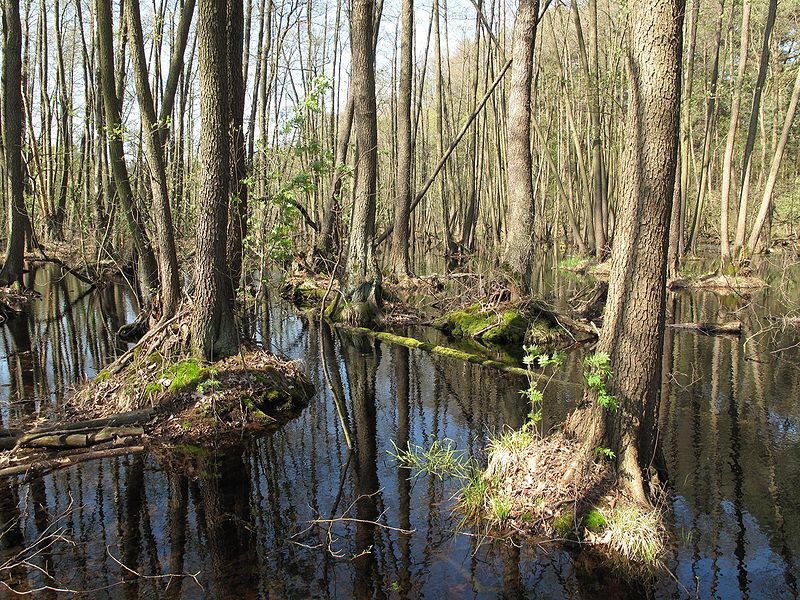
top-left (746, 61), bottom-right (800, 254)
top-left (567, 0), bottom-right (683, 505)
top-left (126, 0), bottom-right (182, 319)
top-left (96, 0), bottom-right (159, 299)
top-left (502, 0), bottom-right (539, 296)
top-left (341, 0), bottom-right (381, 323)
top-left (191, 0), bottom-right (238, 359)
top-left (719, 0), bottom-right (751, 264)
top-left (389, 0), bottom-right (413, 277)
top-left (733, 0), bottom-right (777, 256)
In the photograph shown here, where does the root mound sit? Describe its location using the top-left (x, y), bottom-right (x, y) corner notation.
top-left (68, 304), bottom-right (313, 442)
top-left (481, 432), bottom-right (611, 536)
top-left (70, 348), bottom-right (312, 442)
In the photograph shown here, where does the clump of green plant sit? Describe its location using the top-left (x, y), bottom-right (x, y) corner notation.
top-left (603, 502), bottom-right (666, 573)
top-left (583, 351), bottom-right (618, 411)
top-left (389, 437), bottom-right (475, 480)
top-left (460, 470), bottom-right (488, 519)
top-left (196, 377), bottom-right (222, 395)
top-left (558, 256), bottom-right (590, 271)
top-left (595, 446), bottom-right (616, 460)
top-left (520, 344), bottom-right (565, 434)
top-left (250, 76), bottom-right (337, 264)
top-left (488, 494), bottom-right (512, 525)
top-left (144, 358), bottom-right (209, 400)
top-left (484, 345), bottom-right (566, 483)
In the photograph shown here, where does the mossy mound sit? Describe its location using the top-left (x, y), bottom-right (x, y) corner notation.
top-left (153, 350), bottom-right (313, 441)
top-left (435, 302), bottom-right (566, 348)
top-left (434, 304), bottom-right (529, 345)
top-left (72, 349), bottom-right (313, 442)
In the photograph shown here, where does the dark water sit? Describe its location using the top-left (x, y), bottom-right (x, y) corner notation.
top-left (1, 257), bottom-right (799, 598)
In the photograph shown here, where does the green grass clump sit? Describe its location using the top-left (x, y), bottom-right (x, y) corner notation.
top-left (604, 502), bottom-right (666, 573)
top-left (488, 426), bottom-right (534, 456)
top-left (460, 470), bottom-right (487, 519)
top-left (488, 494), bottom-right (512, 525)
top-left (390, 438), bottom-right (473, 480)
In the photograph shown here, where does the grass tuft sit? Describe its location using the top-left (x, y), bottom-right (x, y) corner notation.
top-left (603, 502), bottom-right (666, 574)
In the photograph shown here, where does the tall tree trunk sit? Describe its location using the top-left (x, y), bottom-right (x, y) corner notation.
top-left (687, 0), bottom-right (723, 253)
top-left (96, 0), bottom-right (159, 299)
top-left (226, 0), bottom-right (247, 290)
top-left (732, 0), bottom-right (777, 256)
top-left (389, 0), bottom-right (413, 277)
top-left (126, 0), bottom-right (181, 319)
top-left (191, 0), bottom-right (238, 359)
top-left (0, 0), bottom-right (28, 285)
top-left (502, 0), bottom-right (539, 296)
top-left (746, 61), bottom-right (800, 253)
top-left (567, 0), bottom-right (683, 505)
top-left (342, 0), bottom-right (381, 323)
top-left (719, 0), bottom-right (751, 264)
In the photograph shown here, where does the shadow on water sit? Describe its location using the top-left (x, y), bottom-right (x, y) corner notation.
top-left (0, 257), bottom-right (799, 597)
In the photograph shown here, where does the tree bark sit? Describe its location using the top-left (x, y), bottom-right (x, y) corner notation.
top-left (746, 60), bottom-right (800, 253)
top-left (733, 0), bottom-right (777, 255)
top-left (502, 0), bottom-right (539, 296)
top-left (342, 0), bottom-right (381, 322)
top-left (389, 0), bottom-right (413, 277)
top-left (126, 0), bottom-right (182, 319)
top-left (568, 0), bottom-right (683, 505)
top-left (191, 0), bottom-right (239, 359)
top-left (719, 0), bottom-right (751, 263)
top-left (0, 0), bottom-right (28, 285)
top-left (96, 0), bottom-right (159, 298)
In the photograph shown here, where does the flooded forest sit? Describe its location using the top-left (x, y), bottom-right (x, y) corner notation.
top-left (1, 0), bottom-right (799, 597)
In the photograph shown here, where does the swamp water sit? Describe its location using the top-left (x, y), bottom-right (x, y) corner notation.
top-left (1, 259), bottom-right (799, 598)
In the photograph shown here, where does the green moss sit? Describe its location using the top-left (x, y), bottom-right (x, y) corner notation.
top-left (173, 443), bottom-right (206, 456)
top-left (584, 508), bottom-right (607, 533)
top-left (165, 359), bottom-right (208, 394)
top-left (94, 369), bottom-right (110, 383)
top-left (482, 309), bottom-right (527, 345)
top-left (554, 511), bottom-right (576, 537)
top-left (294, 282), bottom-right (326, 307)
top-left (342, 326), bottom-right (529, 377)
top-left (435, 305), bottom-right (528, 346)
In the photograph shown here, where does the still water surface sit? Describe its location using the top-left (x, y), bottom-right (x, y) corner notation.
top-left (1, 258), bottom-right (799, 598)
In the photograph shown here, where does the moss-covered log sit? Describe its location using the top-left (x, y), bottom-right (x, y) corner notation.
top-left (338, 325), bottom-right (530, 377)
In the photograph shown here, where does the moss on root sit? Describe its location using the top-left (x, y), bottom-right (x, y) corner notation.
top-left (435, 303), bottom-right (564, 348)
top-left (434, 304), bottom-right (528, 345)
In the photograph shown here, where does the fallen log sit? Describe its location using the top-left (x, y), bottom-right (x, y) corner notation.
top-left (11, 426), bottom-right (144, 449)
top-left (0, 444), bottom-right (145, 480)
top-left (667, 321), bottom-right (743, 336)
top-left (0, 409), bottom-right (152, 450)
top-left (339, 325), bottom-right (531, 376)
